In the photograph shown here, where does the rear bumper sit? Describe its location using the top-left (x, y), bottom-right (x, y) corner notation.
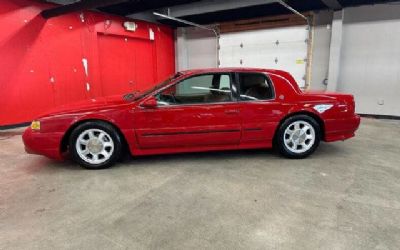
top-left (324, 115), bottom-right (361, 142)
top-left (22, 128), bottom-right (64, 160)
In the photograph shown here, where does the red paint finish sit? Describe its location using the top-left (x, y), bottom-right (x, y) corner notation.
top-left (134, 102), bottom-right (242, 149)
top-left (0, 0), bottom-right (175, 126)
top-left (22, 68), bottom-right (361, 160)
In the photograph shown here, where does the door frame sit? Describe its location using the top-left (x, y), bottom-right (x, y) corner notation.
top-left (134, 71), bottom-right (242, 149)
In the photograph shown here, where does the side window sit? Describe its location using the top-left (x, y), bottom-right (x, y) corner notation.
top-left (239, 73), bottom-right (274, 101)
top-left (155, 74), bottom-right (232, 105)
top-left (219, 75), bottom-right (231, 89)
top-left (177, 75), bottom-right (213, 96)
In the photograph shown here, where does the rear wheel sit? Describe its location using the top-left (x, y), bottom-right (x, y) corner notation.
top-left (69, 121), bottom-right (122, 169)
top-left (276, 115), bottom-right (321, 159)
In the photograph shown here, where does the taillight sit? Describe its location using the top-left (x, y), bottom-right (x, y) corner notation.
top-left (348, 97), bottom-right (356, 114)
top-left (338, 96), bottom-right (355, 114)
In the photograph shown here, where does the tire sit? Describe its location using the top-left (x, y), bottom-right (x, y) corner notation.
top-left (69, 121), bottom-right (123, 169)
top-left (276, 115), bottom-right (321, 159)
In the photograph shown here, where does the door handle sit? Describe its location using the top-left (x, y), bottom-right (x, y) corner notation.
top-left (225, 109), bottom-right (240, 115)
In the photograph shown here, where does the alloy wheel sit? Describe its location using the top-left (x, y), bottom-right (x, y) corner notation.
top-left (75, 129), bottom-right (115, 164)
top-left (283, 120), bottom-right (316, 154)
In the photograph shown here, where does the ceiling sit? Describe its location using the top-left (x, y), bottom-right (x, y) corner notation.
top-left (157, 0), bottom-right (327, 26)
top-left (98, 0), bottom-right (202, 16)
top-left (45, 0), bottom-right (400, 25)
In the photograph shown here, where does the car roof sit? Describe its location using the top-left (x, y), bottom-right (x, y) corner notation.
top-left (177, 67), bottom-right (301, 94)
top-left (179, 67), bottom-right (290, 76)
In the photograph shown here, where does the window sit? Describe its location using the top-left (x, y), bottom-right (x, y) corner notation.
top-left (156, 74), bottom-right (232, 105)
top-left (239, 73), bottom-right (274, 101)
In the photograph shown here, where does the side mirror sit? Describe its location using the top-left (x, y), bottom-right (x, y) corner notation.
top-left (140, 96), bottom-right (158, 108)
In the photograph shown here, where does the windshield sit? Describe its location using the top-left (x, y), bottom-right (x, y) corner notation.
top-left (123, 72), bottom-right (183, 102)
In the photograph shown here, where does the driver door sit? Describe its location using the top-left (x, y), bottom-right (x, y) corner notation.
top-left (133, 73), bottom-right (242, 149)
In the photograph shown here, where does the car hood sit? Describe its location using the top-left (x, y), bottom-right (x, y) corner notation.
top-left (38, 95), bottom-right (131, 118)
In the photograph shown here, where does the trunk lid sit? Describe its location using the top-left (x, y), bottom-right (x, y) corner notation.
top-left (305, 91), bottom-right (356, 114)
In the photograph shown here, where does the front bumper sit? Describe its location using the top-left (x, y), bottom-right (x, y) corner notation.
top-left (324, 114), bottom-right (361, 142)
top-left (22, 128), bottom-right (64, 160)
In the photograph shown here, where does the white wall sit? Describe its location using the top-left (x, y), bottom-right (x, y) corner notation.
top-left (330, 4), bottom-right (400, 116)
top-left (310, 10), bottom-right (333, 90)
top-left (175, 27), bottom-right (217, 71)
top-left (326, 10), bottom-right (343, 92)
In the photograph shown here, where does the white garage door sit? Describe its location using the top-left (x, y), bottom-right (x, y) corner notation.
top-left (219, 26), bottom-right (309, 88)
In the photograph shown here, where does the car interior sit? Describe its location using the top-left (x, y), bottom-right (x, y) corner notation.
top-left (156, 74), bottom-right (232, 105)
top-left (155, 73), bottom-right (274, 105)
top-left (239, 73), bottom-right (274, 101)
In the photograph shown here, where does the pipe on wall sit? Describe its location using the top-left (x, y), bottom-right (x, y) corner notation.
top-left (153, 11), bottom-right (220, 68)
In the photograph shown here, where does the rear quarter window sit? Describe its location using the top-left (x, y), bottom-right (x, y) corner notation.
top-left (238, 73), bottom-right (274, 101)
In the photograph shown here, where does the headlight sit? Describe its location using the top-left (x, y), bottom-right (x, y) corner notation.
top-left (31, 120), bottom-right (41, 131)
top-left (313, 104), bottom-right (333, 114)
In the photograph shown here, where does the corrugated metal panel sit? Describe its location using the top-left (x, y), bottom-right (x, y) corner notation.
top-left (0, 0), bottom-right (175, 126)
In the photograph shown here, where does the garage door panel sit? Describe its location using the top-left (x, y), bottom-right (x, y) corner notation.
top-left (241, 45), bottom-right (279, 67)
top-left (219, 26), bottom-right (308, 88)
top-left (278, 41), bottom-right (307, 84)
top-left (219, 45), bottom-right (241, 66)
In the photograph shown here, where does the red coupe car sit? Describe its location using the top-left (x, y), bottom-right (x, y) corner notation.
top-left (23, 68), bottom-right (360, 169)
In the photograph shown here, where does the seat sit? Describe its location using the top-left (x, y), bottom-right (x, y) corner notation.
top-left (204, 87), bottom-right (231, 103)
top-left (244, 85), bottom-right (271, 100)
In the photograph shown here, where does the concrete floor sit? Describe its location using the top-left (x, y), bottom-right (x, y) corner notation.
top-left (0, 118), bottom-right (399, 250)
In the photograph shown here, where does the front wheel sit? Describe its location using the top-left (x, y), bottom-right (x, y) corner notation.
top-left (69, 121), bottom-right (123, 169)
top-left (276, 115), bottom-right (321, 159)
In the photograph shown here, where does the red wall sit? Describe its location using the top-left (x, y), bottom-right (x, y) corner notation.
top-left (0, 0), bottom-right (175, 126)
